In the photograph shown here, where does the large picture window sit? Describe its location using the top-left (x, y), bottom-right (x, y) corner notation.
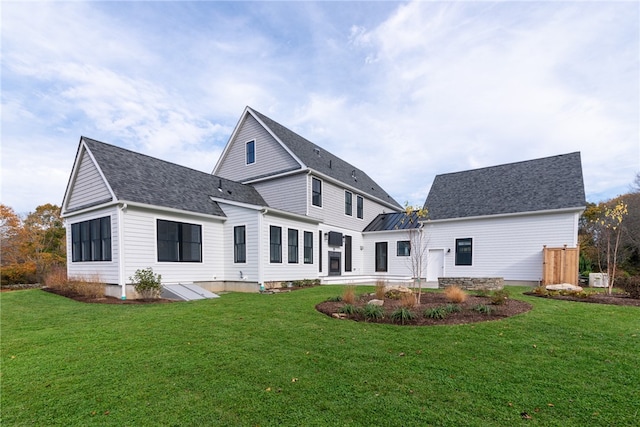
top-left (304, 231), bottom-right (313, 264)
top-left (375, 242), bottom-right (388, 272)
top-left (312, 177), bottom-right (322, 207)
top-left (345, 191), bottom-right (352, 216)
top-left (234, 225), bottom-right (246, 263)
top-left (71, 216), bottom-right (111, 262)
top-left (157, 219), bottom-right (202, 262)
top-left (455, 238), bottom-right (473, 266)
top-left (288, 228), bottom-right (298, 263)
top-left (270, 226), bottom-right (282, 263)
top-left (246, 140), bottom-right (255, 164)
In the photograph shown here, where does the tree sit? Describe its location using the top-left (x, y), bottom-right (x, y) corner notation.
top-left (399, 203), bottom-right (429, 304)
top-left (22, 204), bottom-right (66, 279)
top-left (592, 200), bottom-right (628, 294)
top-left (1, 204), bottom-right (22, 265)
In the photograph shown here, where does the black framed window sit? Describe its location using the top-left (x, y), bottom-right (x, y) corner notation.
top-left (455, 238), bottom-right (473, 266)
top-left (356, 195), bottom-right (364, 219)
top-left (312, 177), bottom-right (322, 207)
top-left (304, 231), bottom-right (313, 264)
top-left (345, 235), bottom-right (352, 272)
top-left (345, 191), bottom-right (352, 216)
top-left (71, 216), bottom-right (111, 262)
top-left (375, 242), bottom-right (388, 272)
top-left (288, 228), bottom-right (298, 263)
top-left (234, 225), bottom-right (246, 263)
top-left (246, 140), bottom-right (255, 164)
top-left (318, 230), bottom-right (323, 272)
top-left (157, 219), bottom-right (202, 262)
top-left (270, 226), bottom-right (282, 263)
top-left (397, 241), bottom-right (410, 257)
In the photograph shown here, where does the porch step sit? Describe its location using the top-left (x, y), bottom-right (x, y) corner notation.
top-left (162, 284), bottom-right (220, 301)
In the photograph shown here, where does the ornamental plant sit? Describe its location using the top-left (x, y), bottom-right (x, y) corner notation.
top-left (593, 201), bottom-right (628, 294)
top-left (130, 267), bottom-right (162, 300)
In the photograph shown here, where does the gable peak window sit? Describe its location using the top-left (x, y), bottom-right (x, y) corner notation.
top-left (246, 140), bottom-right (256, 165)
top-left (455, 238), bottom-right (472, 266)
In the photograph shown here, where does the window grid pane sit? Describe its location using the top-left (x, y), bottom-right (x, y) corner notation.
top-left (288, 229), bottom-right (298, 263)
top-left (304, 231), bottom-right (313, 264)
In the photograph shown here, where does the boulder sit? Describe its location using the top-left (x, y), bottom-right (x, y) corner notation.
top-left (546, 283), bottom-right (583, 292)
top-left (368, 299), bottom-right (384, 306)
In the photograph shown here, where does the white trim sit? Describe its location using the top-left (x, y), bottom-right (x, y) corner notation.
top-left (62, 200), bottom-right (120, 218)
top-left (422, 206), bottom-right (585, 224)
top-left (344, 190), bottom-right (353, 217)
top-left (245, 139), bottom-right (256, 165)
top-left (118, 203), bottom-right (126, 299)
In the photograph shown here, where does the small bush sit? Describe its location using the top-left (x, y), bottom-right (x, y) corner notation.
top-left (326, 295), bottom-right (343, 302)
top-left (399, 292), bottom-right (417, 308)
top-left (291, 279), bottom-right (320, 287)
top-left (445, 303), bottom-right (461, 313)
top-left (69, 276), bottom-right (105, 298)
top-left (384, 288), bottom-right (408, 300)
top-left (490, 289), bottom-right (510, 305)
top-left (423, 306), bottom-right (448, 319)
top-left (474, 287), bottom-right (491, 297)
top-left (390, 307), bottom-right (416, 325)
top-left (362, 303), bottom-right (384, 321)
top-left (444, 285), bottom-right (468, 303)
top-left (618, 276), bottom-right (640, 299)
top-left (532, 285), bottom-right (547, 295)
top-left (473, 304), bottom-right (493, 315)
top-left (43, 266), bottom-right (68, 288)
top-left (130, 268), bottom-right (162, 300)
top-left (0, 262), bottom-right (37, 286)
top-left (375, 280), bottom-right (387, 299)
top-left (342, 286), bottom-right (356, 305)
top-left (339, 304), bottom-right (357, 315)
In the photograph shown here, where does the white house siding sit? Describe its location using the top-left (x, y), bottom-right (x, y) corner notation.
top-left (216, 114), bottom-right (300, 182)
top-left (121, 206), bottom-right (225, 285)
top-left (66, 148), bottom-right (112, 210)
top-left (218, 203), bottom-right (261, 283)
top-left (362, 230), bottom-right (417, 279)
top-left (319, 224), bottom-right (366, 278)
top-left (307, 174), bottom-right (394, 231)
top-left (251, 174), bottom-right (307, 215)
top-left (423, 211), bottom-right (581, 282)
top-left (65, 206), bottom-right (120, 284)
top-left (261, 213), bottom-right (318, 283)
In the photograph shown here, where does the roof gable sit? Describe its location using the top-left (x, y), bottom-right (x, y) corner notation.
top-left (62, 143), bottom-right (114, 213)
top-left (424, 152), bottom-right (586, 220)
top-left (249, 108), bottom-right (402, 209)
top-left (74, 137), bottom-right (267, 216)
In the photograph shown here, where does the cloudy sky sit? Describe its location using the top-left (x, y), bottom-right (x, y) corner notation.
top-left (2, 1), bottom-right (638, 215)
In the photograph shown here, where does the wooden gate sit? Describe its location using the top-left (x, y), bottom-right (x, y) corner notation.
top-left (542, 245), bottom-right (579, 285)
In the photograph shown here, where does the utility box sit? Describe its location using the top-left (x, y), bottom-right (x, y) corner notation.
top-left (589, 273), bottom-right (609, 288)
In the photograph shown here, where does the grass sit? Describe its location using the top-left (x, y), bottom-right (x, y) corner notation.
top-left (1, 286), bottom-right (639, 426)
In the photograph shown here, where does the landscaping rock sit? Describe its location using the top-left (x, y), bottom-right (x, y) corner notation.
top-left (368, 299), bottom-right (384, 306)
top-left (546, 283), bottom-right (583, 292)
top-left (332, 313), bottom-right (348, 319)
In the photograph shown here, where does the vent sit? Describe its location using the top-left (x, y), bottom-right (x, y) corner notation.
top-left (313, 148), bottom-right (320, 155)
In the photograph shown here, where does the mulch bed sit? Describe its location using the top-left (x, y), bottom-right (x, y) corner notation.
top-left (316, 292), bottom-right (533, 326)
top-left (41, 287), bottom-right (174, 304)
top-left (524, 291), bottom-right (640, 307)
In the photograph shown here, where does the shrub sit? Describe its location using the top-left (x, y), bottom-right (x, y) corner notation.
top-left (0, 262), bottom-right (37, 287)
top-left (339, 304), bottom-right (357, 315)
top-left (490, 289), bottom-right (510, 305)
top-left (292, 279), bottom-right (320, 287)
top-left (618, 276), bottom-right (640, 299)
top-left (130, 268), bottom-right (162, 300)
top-left (445, 303), bottom-right (461, 313)
top-left (326, 295), bottom-right (343, 302)
top-left (43, 266), bottom-right (67, 288)
top-left (444, 285), bottom-right (467, 303)
top-left (399, 292), bottom-right (417, 308)
top-left (423, 306), bottom-right (448, 319)
top-left (375, 280), bottom-right (387, 299)
top-left (362, 303), bottom-right (384, 321)
top-left (390, 307), bottom-right (416, 325)
top-left (68, 276), bottom-right (105, 298)
top-left (474, 287), bottom-right (491, 297)
top-left (532, 285), bottom-right (547, 295)
top-left (473, 304), bottom-right (493, 315)
top-left (342, 285), bottom-right (356, 304)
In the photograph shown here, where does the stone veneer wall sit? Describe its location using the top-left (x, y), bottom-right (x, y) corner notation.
top-left (438, 277), bottom-right (504, 291)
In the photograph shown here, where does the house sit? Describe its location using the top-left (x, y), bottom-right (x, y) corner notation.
top-left (363, 152), bottom-right (586, 285)
top-left (61, 107), bottom-right (585, 298)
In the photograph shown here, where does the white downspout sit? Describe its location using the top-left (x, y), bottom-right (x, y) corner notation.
top-left (118, 203), bottom-right (127, 299)
top-left (258, 208), bottom-right (266, 289)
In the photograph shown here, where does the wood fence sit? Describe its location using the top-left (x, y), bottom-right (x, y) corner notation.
top-left (542, 245), bottom-right (579, 285)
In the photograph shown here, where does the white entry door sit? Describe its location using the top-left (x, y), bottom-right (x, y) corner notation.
top-left (427, 249), bottom-right (444, 282)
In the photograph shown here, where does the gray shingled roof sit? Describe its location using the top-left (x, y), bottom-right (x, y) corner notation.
top-left (363, 211), bottom-right (425, 232)
top-left (80, 137), bottom-right (267, 216)
top-left (250, 108), bottom-right (402, 209)
top-left (424, 152), bottom-right (586, 220)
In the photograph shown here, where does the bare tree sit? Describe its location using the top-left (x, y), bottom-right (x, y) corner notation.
top-left (399, 204), bottom-right (429, 303)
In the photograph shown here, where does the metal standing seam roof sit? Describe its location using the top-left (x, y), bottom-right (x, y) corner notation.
top-left (79, 137), bottom-right (268, 216)
top-left (424, 152), bottom-right (586, 220)
top-left (250, 108), bottom-right (402, 210)
top-left (362, 211), bottom-right (425, 232)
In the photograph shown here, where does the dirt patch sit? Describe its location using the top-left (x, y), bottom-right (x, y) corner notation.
top-left (524, 291), bottom-right (640, 307)
top-left (316, 292), bottom-right (532, 326)
top-left (41, 287), bottom-right (174, 304)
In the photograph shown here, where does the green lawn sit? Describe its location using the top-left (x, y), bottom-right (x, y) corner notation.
top-left (1, 286), bottom-right (638, 426)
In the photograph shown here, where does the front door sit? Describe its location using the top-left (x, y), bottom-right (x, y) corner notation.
top-left (427, 249), bottom-right (444, 282)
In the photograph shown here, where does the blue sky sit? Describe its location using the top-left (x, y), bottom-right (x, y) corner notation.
top-left (2, 1), bottom-right (638, 215)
